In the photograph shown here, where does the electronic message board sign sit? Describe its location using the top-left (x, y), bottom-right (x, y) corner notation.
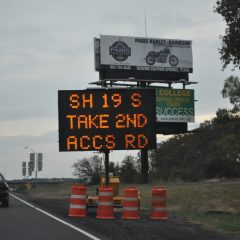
top-left (58, 89), bottom-right (156, 152)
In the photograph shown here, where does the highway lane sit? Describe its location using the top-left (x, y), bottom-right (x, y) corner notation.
top-left (0, 195), bottom-right (101, 240)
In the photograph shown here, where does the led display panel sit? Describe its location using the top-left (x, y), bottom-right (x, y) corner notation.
top-left (58, 88), bottom-right (156, 151)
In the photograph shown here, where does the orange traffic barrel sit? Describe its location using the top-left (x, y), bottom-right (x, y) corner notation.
top-left (96, 187), bottom-right (114, 219)
top-left (150, 186), bottom-right (168, 219)
top-left (69, 184), bottom-right (87, 217)
top-left (121, 187), bottom-right (140, 219)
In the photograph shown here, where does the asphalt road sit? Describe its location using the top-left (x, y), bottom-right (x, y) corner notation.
top-left (0, 195), bottom-right (102, 240)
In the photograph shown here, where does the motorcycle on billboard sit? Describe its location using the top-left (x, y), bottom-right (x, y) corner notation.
top-left (145, 47), bottom-right (179, 66)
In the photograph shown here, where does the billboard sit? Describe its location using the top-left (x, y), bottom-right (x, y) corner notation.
top-left (58, 88), bottom-right (156, 151)
top-left (98, 35), bottom-right (193, 74)
top-left (156, 89), bottom-right (195, 122)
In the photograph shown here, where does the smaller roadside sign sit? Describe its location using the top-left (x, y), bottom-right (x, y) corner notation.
top-left (29, 160), bottom-right (35, 171)
top-left (30, 153), bottom-right (35, 161)
top-left (156, 88), bottom-right (194, 123)
top-left (22, 162), bottom-right (27, 177)
top-left (37, 153), bottom-right (43, 161)
top-left (38, 159), bottom-right (43, 171)
top-left (22, 168), bottom-right (26, 177)
top-left (28, 164), bottom-right (32, 176)
top-left (37, 153), bottom-right (43, 171)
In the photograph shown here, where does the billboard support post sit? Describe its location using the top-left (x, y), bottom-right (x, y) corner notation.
top-left (139, 80), bottom-right (149, 183)
top-left (141, 149), bottom-right (149, 183)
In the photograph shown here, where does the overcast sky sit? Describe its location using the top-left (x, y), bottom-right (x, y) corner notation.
top-left (1, 0), bottom-right (239, 180)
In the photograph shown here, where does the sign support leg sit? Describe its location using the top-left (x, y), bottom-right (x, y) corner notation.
top-left (104, 150), bottom-right (110, 186)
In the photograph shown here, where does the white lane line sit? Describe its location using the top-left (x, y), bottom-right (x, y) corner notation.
top-left (10, 194), bottom-right (102, 240)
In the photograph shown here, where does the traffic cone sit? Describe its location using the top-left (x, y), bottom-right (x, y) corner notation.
top-left (150, 186), bottom-right (168, 219)
top-left (69, 184), bottom-right (87, 217)
top-left (121, 187), bottom-right (140, 219)
top-left (97, 187), bottom-right (114, 219)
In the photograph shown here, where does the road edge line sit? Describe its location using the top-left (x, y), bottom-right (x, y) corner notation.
top-left (10, 193), bottom-right (102, 240)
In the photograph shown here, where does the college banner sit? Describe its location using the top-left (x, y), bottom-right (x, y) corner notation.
top-left (156, 89), bottom-right (195, 122)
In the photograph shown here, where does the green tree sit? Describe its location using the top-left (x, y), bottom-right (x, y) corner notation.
top-left (222, 76), bottom-right (240, 112)
top-left (119, 155), bottom-right (139, 183)
top-left (212, 108), bottom-right (233, 126)
top-left (150, 135), bottom-right (206, 182)
top-left (214, 0), bottom-right (240, 69)
top-left (109, 161), bottom-right (120, 176)
top-left (72, 155), bottom-right (102, 184)
top-left (150, 113), bottom-right (240, 181)
top-left (200, 120), bottom-right (212, 129)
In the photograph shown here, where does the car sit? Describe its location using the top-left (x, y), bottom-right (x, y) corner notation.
top-left (0, 173), bottom-right (9, 207)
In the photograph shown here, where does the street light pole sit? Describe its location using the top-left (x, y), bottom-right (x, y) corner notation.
top-left (24, 146), bottom-right (38, 187)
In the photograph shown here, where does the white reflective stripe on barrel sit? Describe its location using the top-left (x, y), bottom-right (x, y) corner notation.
top-left (151, 197), bottom-right (165, 201)
top-left (99, 192), bottom-right (113, 196)
top-left (71, 194), bottom-right (86, 199)
top-left (70, 204), bottom-right (86, 209)
top-left (122, 207), bottom-right (138, 211)
top-left (152, 207), bottom-right (167, 211)
top-left (98, 202), bottom-right (113, 206)
top-left (123, 197), bottom-right (138, 202)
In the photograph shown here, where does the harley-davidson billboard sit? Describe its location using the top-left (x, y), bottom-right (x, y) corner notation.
top-left (98, 35), bottom-right (193, 74)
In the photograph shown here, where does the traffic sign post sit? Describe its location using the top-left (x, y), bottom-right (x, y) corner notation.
top-left (22, 162), bottom-right (27, 177)
top-left (37, 153), bottom-right (43, 171)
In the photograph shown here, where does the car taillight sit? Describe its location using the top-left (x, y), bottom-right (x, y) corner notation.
top-left (0, 185), bottom-right (8, 192)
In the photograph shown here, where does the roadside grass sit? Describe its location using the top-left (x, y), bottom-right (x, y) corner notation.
top-left (21, 180), bottom-right (240, 233)
top-left (134, 181), bottom-right (240, 233)
top-left (183, 212), bottom-right (240, 233)
top-left (15, 183), bottom-right (73, 198)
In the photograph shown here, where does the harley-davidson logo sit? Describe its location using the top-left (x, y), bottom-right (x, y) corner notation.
top-left (109, 41), bottom-right (131, 62)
